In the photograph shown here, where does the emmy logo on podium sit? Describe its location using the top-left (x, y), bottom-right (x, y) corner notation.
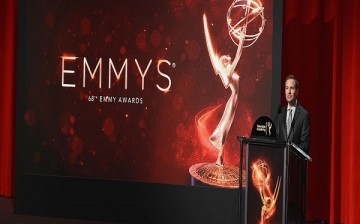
top-left (251, 160), bottom-right (281, 224)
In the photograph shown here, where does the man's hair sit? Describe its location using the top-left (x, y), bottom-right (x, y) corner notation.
top-left (285, 75), bottom-right (299, 89)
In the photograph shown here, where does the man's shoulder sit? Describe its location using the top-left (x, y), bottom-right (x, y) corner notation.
top-left (297, 103), bottom-right (309, 115)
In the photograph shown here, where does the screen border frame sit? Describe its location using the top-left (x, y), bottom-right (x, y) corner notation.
top-left (15, 0), bottom-right (283, 222)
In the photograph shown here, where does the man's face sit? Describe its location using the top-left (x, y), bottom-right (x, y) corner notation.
top-left (285, 79), bottom-right (298, 105)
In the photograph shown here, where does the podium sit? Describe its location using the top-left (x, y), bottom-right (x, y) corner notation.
top-left (238, 116), bottom-right (311, 224)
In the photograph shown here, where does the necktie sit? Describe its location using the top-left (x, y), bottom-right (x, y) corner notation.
top-left (287, 109), bottom-right (293, 137)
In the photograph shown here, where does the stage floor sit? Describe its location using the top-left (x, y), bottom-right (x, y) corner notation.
top-left (0, 196), bottom-right (327, 224)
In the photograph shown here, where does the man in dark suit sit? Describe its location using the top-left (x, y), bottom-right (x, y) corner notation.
top-left (275, 75), bottom-right (310, 152)
top-left (275, 75), bottom-right (310, 224)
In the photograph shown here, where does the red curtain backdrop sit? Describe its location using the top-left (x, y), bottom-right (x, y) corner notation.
top-left (0, 0), bottom-right (16, 198)
top-left (282, 0), bottom-right (360, 223)
top-left (1, 0), bottom-right (360, 223)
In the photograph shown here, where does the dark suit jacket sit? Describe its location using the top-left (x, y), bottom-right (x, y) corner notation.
top-left (275, 103), bottom-right (310, 153)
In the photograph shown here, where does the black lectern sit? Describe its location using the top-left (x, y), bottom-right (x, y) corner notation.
top-left (238, 116), bottom-right (311, 224)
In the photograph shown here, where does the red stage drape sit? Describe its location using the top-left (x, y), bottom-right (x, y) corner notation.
top-left (1, 0), bottom-right (360, 223)
top-left (0, 0), bottom-right (16, 198)
top-left (282, 0), bottom-right (360, 223)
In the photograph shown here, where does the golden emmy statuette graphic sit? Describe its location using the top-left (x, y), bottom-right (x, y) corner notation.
top-left (189, 0), bottom-right (265, 188)
top-left (252, 160), bottom-right (281, 224)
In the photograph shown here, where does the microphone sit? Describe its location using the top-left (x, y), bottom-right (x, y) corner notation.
top-left (273, 104), bottom-right (282, 123)
top-left (273, 105), bottom-right (282, 142)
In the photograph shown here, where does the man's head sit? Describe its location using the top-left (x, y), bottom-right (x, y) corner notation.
top-left (284, 75), bottom-right (299, 106)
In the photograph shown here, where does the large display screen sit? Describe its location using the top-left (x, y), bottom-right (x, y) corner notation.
top-left (19, 0), bottom-right (276, 187)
